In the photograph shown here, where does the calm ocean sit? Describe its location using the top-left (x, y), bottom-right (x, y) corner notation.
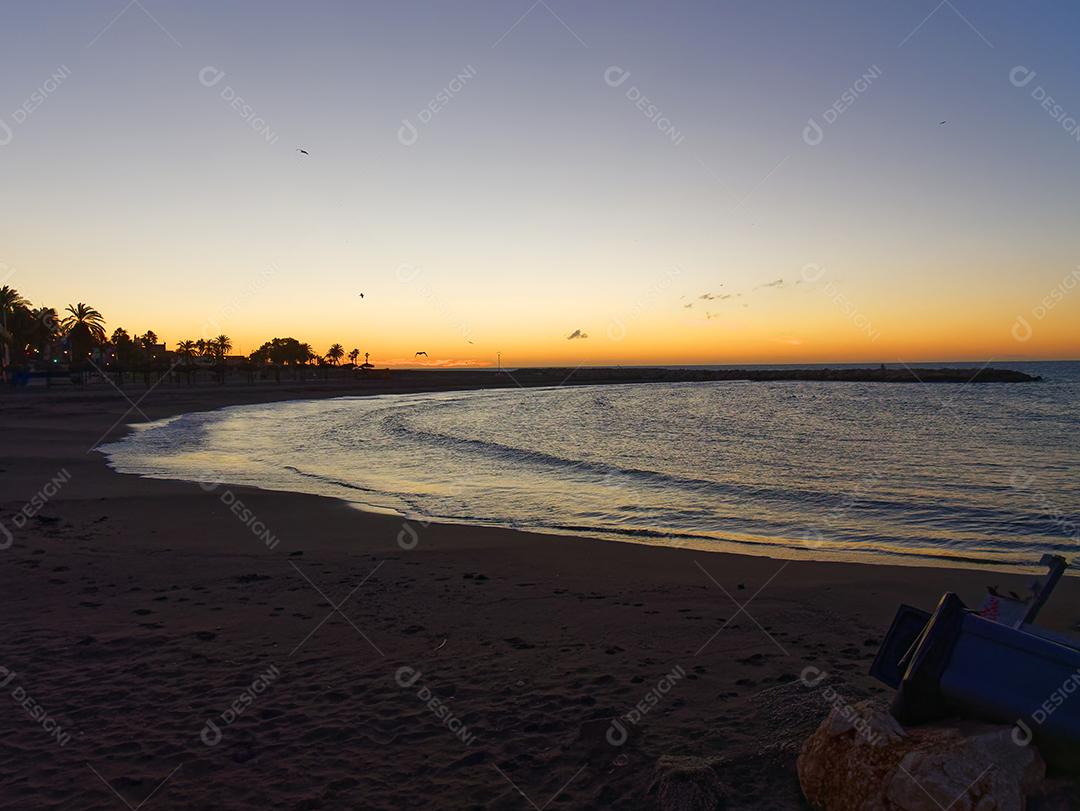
top-left (102, 362), bottom-right (1079, 570)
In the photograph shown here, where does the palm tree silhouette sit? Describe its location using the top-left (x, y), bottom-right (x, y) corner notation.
top-left (326, 343), bottom-right (344, 366)
top-left (30, 307), bottom-right (60, 367)
top-left (176, 339), bottom-right (197, 385)
top-left (176, 340), bottom-right (197, 361)
top-left (348, 348), bottom-right (360, 366)
top-left (0, 285), bottom-right (29, 381)
top-left (210, 335), bottom-right (232, 384)
top-left (61, 303), bottom-right (107, 367)
top-left (214, 334), bottom-right (232, 359)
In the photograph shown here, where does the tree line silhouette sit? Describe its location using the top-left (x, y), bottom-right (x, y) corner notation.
top-left (0, 285), bottom-right (369, 386)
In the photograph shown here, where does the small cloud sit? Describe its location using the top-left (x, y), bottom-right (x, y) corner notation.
top-left (700, 292), bottom-right (732, 301)
top-left (683, 303), bottom-right (694, 309)
top-left (567, 329), bottom-right (589, 340)
top-left (706, 312), bottom-right (719, 320)
top-left (755, 278), bottom-right (785, 290)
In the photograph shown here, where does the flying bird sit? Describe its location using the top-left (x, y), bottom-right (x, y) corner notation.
top-left (358, 292), bottom-right (364, 298)
top-left (296, 148), bottom-right (309, 155)
top-left (415, 351), bottom-right (427, 357)
top-left (939, 121), bottom-right (947, 126)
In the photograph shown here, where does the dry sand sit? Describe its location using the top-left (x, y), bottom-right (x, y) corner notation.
top-left (1, 380), bottom-right (1077, 809)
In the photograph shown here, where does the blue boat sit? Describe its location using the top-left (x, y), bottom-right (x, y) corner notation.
top-left (872, 555), bottom-right (1080, 773)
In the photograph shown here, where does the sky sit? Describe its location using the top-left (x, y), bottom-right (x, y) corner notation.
top-left (2, 0), bottom-right (1079, 367)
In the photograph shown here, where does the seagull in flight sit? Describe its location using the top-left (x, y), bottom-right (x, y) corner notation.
top-left (296, 148), bottom-right (309, 155)
top-left (358, 292), bottom-right (364, 298)
top-left (939, 121), bottom-right (947, 126)
top-left (415, 351), bottom-right (427, 357)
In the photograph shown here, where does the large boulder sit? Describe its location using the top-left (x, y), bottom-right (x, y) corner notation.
top-left (797, 699), bottom-right (1045, 811)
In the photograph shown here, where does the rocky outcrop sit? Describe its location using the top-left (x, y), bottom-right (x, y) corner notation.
top-left (797, 699), bottom-right (1045, 811)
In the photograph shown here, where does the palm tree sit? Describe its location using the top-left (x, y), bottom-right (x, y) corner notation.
top-left (326, 343), bottom-right (345, 366)
top-left (175, 339), bottom-right (197, 384)
top-left (61, 303), bottom-right (107, 364)
top-left (30, 308), bottom-right (60, 365)
top-left (176, 340), bottom-right (197, 361)
top-left (348, 348), bottom-right (360, 366)
top-left (213, 334), bottom-right (232, 359)
top-left (0, 285), bottom-right (29, 380)
top-left (208, 335), bottom-right (231, 384)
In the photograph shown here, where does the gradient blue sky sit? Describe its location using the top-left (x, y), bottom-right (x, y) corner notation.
top-left (3, 1), bottom-right (1079, 364)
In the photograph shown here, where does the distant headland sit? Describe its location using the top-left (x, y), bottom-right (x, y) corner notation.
top-left (383, 366), bottom-right (1040, 388)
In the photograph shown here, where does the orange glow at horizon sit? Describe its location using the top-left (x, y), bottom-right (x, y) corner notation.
top-left (14, 260), bottom-right (1079, 367)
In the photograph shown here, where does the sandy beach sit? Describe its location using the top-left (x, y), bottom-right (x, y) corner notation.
top-left (2, 381), bottom-right (1078, 810)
